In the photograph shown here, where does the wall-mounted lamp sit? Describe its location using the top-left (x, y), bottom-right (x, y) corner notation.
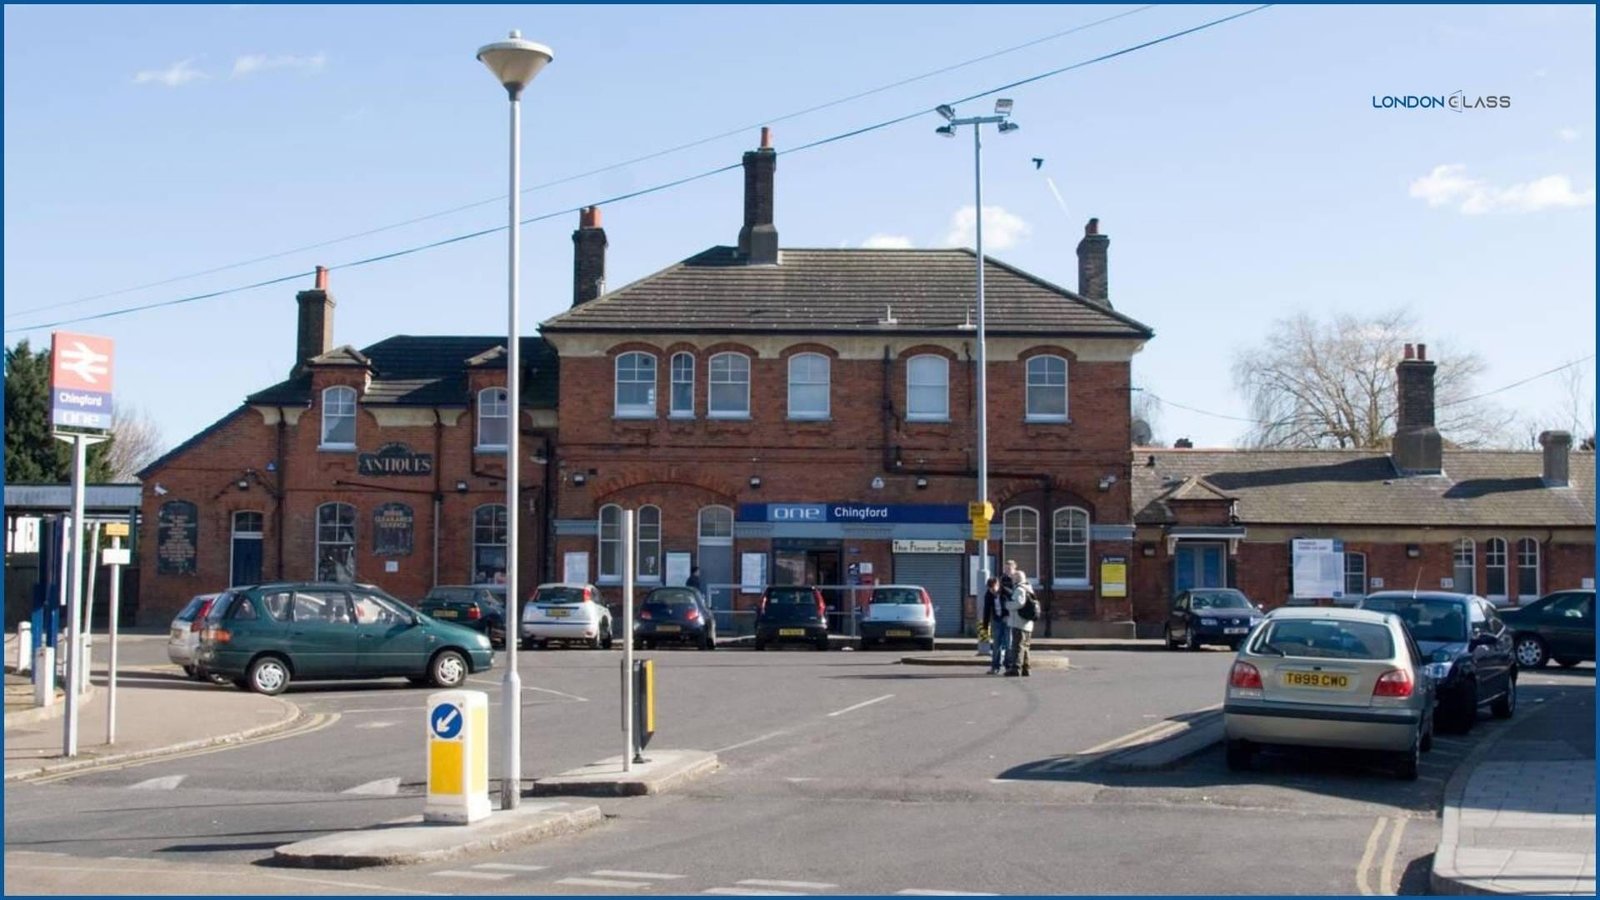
top-left (236, 478), bottom-right (250, 491)
top-left (531, 450), bottom-right (549, 465)
top-left (870, 476), bottom-right (885, 490)
top-left (1406, 544), bottom-right (1421, 558)
top-left (749, 476), bottom-right (762, 489)
top-left (1141, 543), bottom-right (1157, 558)
top-left (455, 480), bottom-right (469, 493)
top-left (1098, 474), bottom-right (1118, 491)
top-left (915, 476), bottom-right (929, 490)
top-left (572, 473), bottom-right (587, 486)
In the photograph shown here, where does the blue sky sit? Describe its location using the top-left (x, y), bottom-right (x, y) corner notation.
top-left (4, 4), bottom-right (1595, 455)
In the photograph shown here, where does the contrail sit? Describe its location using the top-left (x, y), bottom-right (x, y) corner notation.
top-left (1043, 174), bottom-right (1070, 218)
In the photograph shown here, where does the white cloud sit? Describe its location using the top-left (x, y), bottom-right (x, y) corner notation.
top-left (232, 52), bottom-right (326, 78)
top-left (133, 59), bottom-right (207, 87)
top-left (941, 205), bottom-right (1031, 250)
top-left (1534, 67), bottom-right (1550, 78)
top-left (1408, 164), bottom-right (1595, 214)
top-left (861, 234), bottom-right (914, 249)
top-left (1558, 127), bottom-right (1580, 142)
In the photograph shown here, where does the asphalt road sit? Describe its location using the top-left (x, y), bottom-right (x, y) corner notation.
top-left (5, 642), bottom-right (1593, 895)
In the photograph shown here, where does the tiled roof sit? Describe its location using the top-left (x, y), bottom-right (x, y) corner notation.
top-left (246, 336), bottom-right (559, 408)
top-left (541, 247), bottom-right (1154, 338)
top-left (1133, 449), bottom-right (1596, 528)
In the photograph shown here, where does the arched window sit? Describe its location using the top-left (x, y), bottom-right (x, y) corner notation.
top-left (316, 502), bottom-right (357, 582)
top-left (598, 504), bottom-right (622, 582)
top-left (1453, 539), bottom-right (1476, 595)
top-left (1517, 538), bottom-right (1540, 600)
top-left (1485, 538), bottom-right (1508, 601)
top-left (637, 505), bottom-right (662, 583)
top-left (1002, 507), bottom-right (1040, 585)
top-left (614, 352), bottom-right (657, 418)
top-left (670, 352), bottom-right (695, 418)
top-left (1026, 356), bottom-right (1069, 422)
top-left (473, 505), bottom-right (507, 585)
top-left (477, 387), bottom-right (508, 449)
top-left (1052, 507), bottom-right (1090, 587)
top-left (709, 352), bottom-right (751, 418)
top-left (787, 353), bottom-right (830, 420)
top-left (321, 386), bottom-right (357, 447)
top-left (698, 506), bottom-right (733, 545)
top-left (907, 355), bottom-right (949, 421)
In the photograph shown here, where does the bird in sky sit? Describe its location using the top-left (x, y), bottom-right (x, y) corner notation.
top-left (1032, 158), bottom-right (1045, 169)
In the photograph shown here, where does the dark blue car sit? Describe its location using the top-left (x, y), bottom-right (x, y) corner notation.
top-left (1165, 588), bottom-right (1264, 651)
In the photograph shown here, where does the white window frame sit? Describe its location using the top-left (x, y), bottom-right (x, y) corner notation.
top-left (787, 353), bottom-right (830, 420)
top-left (614, 352), bottom-right (657, 419)
top-left (1453, 538), bottom-right (1476, 595)
top-left (1344, 551), bottom-right (1367, 600)
top-left (709, 352), bottom-right (751, 419)
top-left (906, 355), bottom-right (949, 422)
top-left (1051, 506), bottom-right (1090, 588)
top-left (320, 386), bottom-right (357, 449)
top-left (1025, 355), bottom-right (1069, 423)
top-left (698, 506), bottom-right (733, 546)
top-left (315, 502), bottom-right (357, 583)
top-left (1516, 538), bottom-right (1540, 601)
top-left (637, 505), bottom-right (663, 583)
top-left (476, 387), bottom-right (509, 451)
top-left (670, 352), bottom-right (695, 419)
top-left (472, 504), bottom-right (507, 585)
top-left (598, 504), bottom-right (622, 583)
top-left (1484, 538), bottom-right (1508, 602)
top-left (1002, 507), bottom-right (1040, 586)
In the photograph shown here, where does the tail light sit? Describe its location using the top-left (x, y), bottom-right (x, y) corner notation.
top-left (921, 590), bottom-right (934, 618)
top-left (816, 591), bottom-right (827, 620)
top-left (685, 606), bottom-right (700, 622)
top-left (1374, 669), bottom-right (1414, 698)
top-left (207, 628), bottom-right (232, 645)
top-left (1229, 661), bottom-right (1263, 689)
top-left (467, 606), bottom-right (482, 620)
top-left (639, 609), bottom-right (653, 620)
top-left (190, 599), bottom-right (214, 632)
top-left (583, 586), bottom-right (593, 602)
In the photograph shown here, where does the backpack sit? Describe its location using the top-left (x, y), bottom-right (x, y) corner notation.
top-left (1018, 592), bottom-right (1039, 622)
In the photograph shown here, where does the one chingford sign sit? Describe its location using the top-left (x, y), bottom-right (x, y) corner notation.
top-left (358, 443), bottom-right (434, 477)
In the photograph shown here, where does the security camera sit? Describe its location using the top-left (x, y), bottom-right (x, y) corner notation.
top-left (153, 484), bottom-right (169, 496)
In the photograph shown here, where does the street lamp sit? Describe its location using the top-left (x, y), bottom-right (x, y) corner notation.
top-left (934, 99), bottom-right (1019, 599)
top-left (477, 29), bottom-right (553, 813)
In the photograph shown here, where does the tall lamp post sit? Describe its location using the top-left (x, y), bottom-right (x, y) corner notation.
top-left (477, 29), bottom-right (553, 813)
top-left (935, 100), bottom-right (1019, 597)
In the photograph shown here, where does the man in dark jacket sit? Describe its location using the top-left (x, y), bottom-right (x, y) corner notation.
top-left (982, 576), bottom-right (1005, 674)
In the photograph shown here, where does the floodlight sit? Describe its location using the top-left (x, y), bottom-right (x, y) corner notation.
top-left (995, 98), bottom-right (1013, 115)
top-left (935, 125), bottom-right (956, 138)
top-left (935, 104), bottom-right (956, 121)
top-left (997, 121), bottom-right (1020, 134)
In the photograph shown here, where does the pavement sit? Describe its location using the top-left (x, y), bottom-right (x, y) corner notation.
top-left (273, 801), bottom-right (605, 869)
top-left (1432, 681), bottom-right (1596, 895)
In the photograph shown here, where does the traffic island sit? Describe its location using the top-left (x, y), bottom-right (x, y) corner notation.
top-left (899, 653), bottom-right (1070, 669)
top-left (529, 749), bottom-right (719, 797)
top-left (271, 800), bottom-right (603, 869)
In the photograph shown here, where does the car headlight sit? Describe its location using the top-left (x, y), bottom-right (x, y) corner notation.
top-left (476, 633), bottom-right (491, 648)
top-left (1200, 618), bottom-right (1218, 626)
top-left (1424, 662), bottom-right (1452, 681)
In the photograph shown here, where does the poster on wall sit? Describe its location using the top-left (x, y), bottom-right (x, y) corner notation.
top-left (373, 503), bottom-right (414, 556)
top-left (740, 552), bottom-right (767, 594)
top-left (1292, 538), bottom-right (1345, 600)
top-left (1100, 556), bottom-right (1128, 598)
top-left (156, 500), bottom-right (198, 575)
top-left (564, 551), bottom-right (590, 585)
top-left (665, 552), bottom-right (692, 587)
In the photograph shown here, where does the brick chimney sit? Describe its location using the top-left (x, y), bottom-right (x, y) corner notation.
top-left (1076, 217), bottom-right (1109, 307)
top-left (294, 266), bottom-right (334, 377)
top-left (736, 127), bottom-right (779, 265)
top-left (1392, 342), bottom-right (1442, 474)
top-left (1539, 430), bottom-right (1573, 487)
top-left (572, 206), bottom-right (607, 306)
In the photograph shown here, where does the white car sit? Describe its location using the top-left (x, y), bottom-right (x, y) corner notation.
top-left (858, 584), bottom-right (937, 651)
top-left (167, 592), bottom-right (221, 678)
top-left (520, 583), bottom-right (613, 649)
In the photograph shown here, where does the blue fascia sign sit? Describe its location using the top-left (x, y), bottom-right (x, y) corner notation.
top-left (738, 503), bottom-right (969, 524)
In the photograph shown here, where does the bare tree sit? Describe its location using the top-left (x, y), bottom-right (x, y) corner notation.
top-left (1131, 384), bottom-right (1164, 446)
top-left (1557, 360), bottom-right (1597, 450)
top-left (1232, 310), bottom-right (1517, 450)
top-left (105, 403), bottom-right (167, 481)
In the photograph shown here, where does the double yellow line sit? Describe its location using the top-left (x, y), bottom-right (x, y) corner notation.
top-left (26, 712), bottom-right (339, 785)
top-left (1356, 815), bottom-right (1409, 895)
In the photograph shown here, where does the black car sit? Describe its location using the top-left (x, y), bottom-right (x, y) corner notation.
top-left (754, 585), bottom-right (829, 651)
top-left (1501, 589), bottom-right (1595, 669)
top-left (419, 585), bottom-right (507, 648)
top-left (634, 586), bottom-right (717, 650)
top-left (1360, 591), bottom-right (1517, 732)
top-left (1165, 589), bottom-right (1264, 651)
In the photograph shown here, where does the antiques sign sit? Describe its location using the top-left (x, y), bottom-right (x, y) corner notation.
top-left (358, 442), bottom-right (434, 477)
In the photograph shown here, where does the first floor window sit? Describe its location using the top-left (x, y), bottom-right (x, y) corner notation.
top-left (671, 352), bottom-right (695, 417)
top-left (615, 352), bottom-right (657, 417)
top-left (473, 505), bottom-right (507, 584)
top-left (709, 353), bottom-right (751, 418)
top-left (1344, 552), bottom-right (1367, 599)
top-left (1003, 507), bottom-right (1040, 584)
top-left (787, 353), bottom-right (830, 419)
top-left (1453, 539), bottom-right (1475, 595)
top-left (1026, 355), bottom-right (1068, 422)
top-left (477, 388), bottom-right (508, 448)
top-left (316, 502), bottom-right (356, 582)
top-left (637, 505), bottom-right (662, 582)
top-left (1052, 507), bottom-right (1090, 587)
top-left (1517, 538), bottom-right (1540, 598)
top-left (321, 386), bottom-right (356, 447)
top-left (907, 355), bottom-right (949, 421)
top-left (1485, 538), bottom-right (1508, 599)
top-left (599, 504), bottom-right (621, 581)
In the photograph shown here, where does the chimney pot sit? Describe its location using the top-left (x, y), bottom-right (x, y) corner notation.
top-left (1085, 217), bottom-right (1099, 236)
top-left (1417, 343), bottom-right (1427, 361)
top-left (579, 206), bottom-right (601, 229)
top-left (1404, 343), bottom-right (1414, 360)
top-left (760, 126), bottom-right (772, 149)
top-left (315, 265), bottom-right (328, 291)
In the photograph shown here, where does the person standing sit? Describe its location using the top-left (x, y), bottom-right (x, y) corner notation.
top-left (981, 576), bottom-right (1005, 673)
top-left (685, 566), bottom-right (705, 594)
top-left (1003, 569), bottom-right (1036, 677)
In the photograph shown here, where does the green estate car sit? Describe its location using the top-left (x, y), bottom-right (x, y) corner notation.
top-left (195, 583), bottom-right (494, 695)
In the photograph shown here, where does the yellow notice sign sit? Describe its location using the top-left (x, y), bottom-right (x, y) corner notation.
top-left (1100, 556), bottom-right (1128, 599)
top-left (968, 501), bottom-right (995, 522)
top-left (971, 521), bottom-right (991, 541)
top-left (104, 522), bottom-right (130, 537)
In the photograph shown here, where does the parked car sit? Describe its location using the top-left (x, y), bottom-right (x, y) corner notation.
top-left (1165, 588), bottom-right (1265, 651)
top-left (1358, 591), bottom-right (1516, 733)
top-left (633, 586), bottom-right (716, 650)
top-left (1223, 606), bottom-right (1435, 779)
top-left (419, 585), bottom-right (506, 648)
top-left (1498, 589), bottom-right (1594, 669)
top-left (194, 582), bottom-right (493, 695)
top-left (858, 584), bottom-right (936, 651)
top-left (520, 582), bottom-right (612, 650)
top-left (167, 592), bottom-right (220, 679)
top-left (754, 585), bottom-right (830, 651)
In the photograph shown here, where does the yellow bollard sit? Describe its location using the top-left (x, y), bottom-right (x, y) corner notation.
top-left (424, 690), bottom-right (490, 823)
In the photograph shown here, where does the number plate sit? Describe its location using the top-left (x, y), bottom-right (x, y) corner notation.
top-left (1223, 627), bottom-right (1248, 635)
top-left (547, 609), bottom-right (570, 618)
top-left (657, 624), bottom-right (680, 633)
top-left (779, 628), bottom-right (805, 636)
top-left (433, 609), bottom-right (458, 619)
top-left (887, 629), bottom-right (911, 637)
top-left (1282, 671), bottom-right (1350, 690)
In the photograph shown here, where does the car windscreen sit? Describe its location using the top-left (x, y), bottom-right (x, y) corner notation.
top-left (1360, 597), bottom-right (1468, 643)
top-left (1252, 618), bottom-right (1395, 660)
top-left (871, 588), bottom-right (922, 605)
top-left (644, 589), bottom-right (701, 607)
top-left (534, 586), bottom-right (587, 605)
top-left (425, 588), bottom-right (475, 604)
top-left (176, 595), bottom-right (211, 621)
top-left (765, 588), bottom-right (816, 604)
top-left (203, 592), bottom-right (238, 622)
top-left (1191, 591), bottom-right (1253, 610)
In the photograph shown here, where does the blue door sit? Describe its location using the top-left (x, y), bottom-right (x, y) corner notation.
top-left (1174, 543), bottom-right (1226, 596)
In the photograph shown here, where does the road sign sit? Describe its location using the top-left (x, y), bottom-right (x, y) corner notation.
top-left (101, 548), bottom-right (131, 566)
top-left (425, 691), bottom-right (489, 824)
top-left (103, 522), bottom-right (130, 538)
top-left (430, 702), bottom-right (464, 740)
top-left (50, 332), bottom-right (114, 431)
top-left (968, 501), bottom-right (994, 523)
top-left (971, 521), bottom-right (991, 541)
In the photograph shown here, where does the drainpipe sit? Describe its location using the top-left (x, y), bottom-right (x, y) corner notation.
top-left (275, 406), bottom-right (288, 579)
top-left (881, 346), bottom-right (896, 473)
top-left (541, 432), bottom-right (555, 584)
top-left (1043, 475), bottom-right (1054, 638)
top-left (433, 409), bottom-right (444, 590)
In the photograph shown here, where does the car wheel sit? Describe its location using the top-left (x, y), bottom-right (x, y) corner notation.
top-left (1555, 657), bottom-right (1584, 668)
top-left (1492, 676), bottom-right (1517, 719)
top-left (754, 640), bottom-right (767, 652)
top-left (182, 664), bottom-right (196, 678)
top-left (1394, 727), bottom-right (1421, 781)
top-left (1420, 716), bottom-right (1434, 753)
top-left (600, 619), bottom-right (614, 650)
top-left (1514, 635), bottom-right (1549, 669)
top-left (1164, 626), bottom-right (1179, 651)
top-left (247, 656), bottom-right (291, 696)
top-left (814, 637), bottom-right (829, 652)
top-left (922, 637), bottom-right (937, 652)
top-left (1446, 683), bottom-right (1479, 734)
top-left (1228, 640), bottom-right (1242, 652)
top-left (429, 650), bottom-right (468, 688)
top-left (1225, 739), bottom-right (1253, 771)
top-left (1186, 628), bottom-right (1201, 652)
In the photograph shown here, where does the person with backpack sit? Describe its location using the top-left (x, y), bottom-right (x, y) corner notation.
top-left (981, 576), bottom-right (1005, 674)
top-left (1003, 569), bottom-right (1039, 677)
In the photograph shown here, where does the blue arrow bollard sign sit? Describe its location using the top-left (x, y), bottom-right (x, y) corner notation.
top-left (430, 702), bottom-right (463, 740)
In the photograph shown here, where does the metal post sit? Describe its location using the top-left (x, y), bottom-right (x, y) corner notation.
top-left (972, 123), bottom-right (992, 592)
top-left (61, 434), bottom-right (88, 757)
top-left (81, 521), bottom-right (101, 694)
top-left (107, 535), bottom-right (122, 744)
top-left (500, 85), bottom-right (525, 813)
top-left (621, 509), bottom-right (635, 773)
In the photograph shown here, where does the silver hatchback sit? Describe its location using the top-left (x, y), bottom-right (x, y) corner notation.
top-left (1223, 606), bottom-right (1435, 779)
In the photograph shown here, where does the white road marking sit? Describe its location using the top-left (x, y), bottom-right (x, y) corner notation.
top-left (1355, 816), bottom-right (1387, 895)
top-left (264, 872), bottom-right (443, 895)
top-left (1380, 815), bottom-right (1408, 894)
top-left (703, 890), bottom-right (804, 896)
top-left (826, 694), bottom-right (894, 717)
top-left (988, 778), bottom-right (1025, 784)
top-left (558, 877), bottom-right (653, 889)
top-left (714, 730), bottom-right (790, 753)
top-left (128, 775), bottom-right (185, 790)
top-left (432, 870), bottom-right (513, 881)
top-left (897, 891), bottom-right (999, 896)
top-left (784, 777), bottom-right (819, 783)
top-left (474, 863), bottom-right (548, 872)
top-left (592, 870), bottom-right (686, 880)
top-left (343, 777), bottom-right (402, 795)
top-left (341, 707), bottom-right (425, 714)
top-left (528, 685), bottom-right (590, 702)
top-left (738, 880), bottom-right (839, 890)
top-left (354, 721), bottom-right (399, 730)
